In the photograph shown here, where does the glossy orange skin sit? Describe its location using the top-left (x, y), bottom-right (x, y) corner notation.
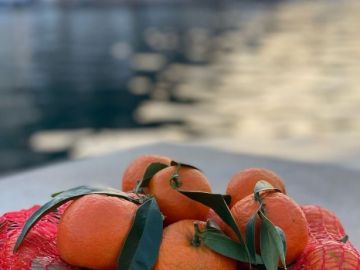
top-left (121, 154), bottom-right (171, 192)
top-left (148, 166), bottom-right (211, 224)
top-left (231, 192), bottom-right (309, 266)
top-left (226, 168), bottom-right (286, 208)
top-left (57, 194), bottom-right (137, 270)
top-left (153, 220), bottom-right (237, 270)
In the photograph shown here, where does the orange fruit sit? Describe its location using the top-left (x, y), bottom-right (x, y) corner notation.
top-left (301, 205), bottom-right (346, 244)
top-left (153, 219), bottom-right (237, 270)
top-left (226, 168), bottom-right (286, 208)
top-left (148, 166), bottom-right (211, 224)
top-left (230, 191), bottom-right (308, 265)
top-left (121, 154), bottom-right (171, 192)
top-left (295, 240), bottom-right (360, 270)
top-left (237, 262), bottom-right (260, 270)
top-left (57, 194), bottom-right (138, 270)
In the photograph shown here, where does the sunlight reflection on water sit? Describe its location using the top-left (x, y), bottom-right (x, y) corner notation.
top-left (1, 0), bottom-right (360, 174)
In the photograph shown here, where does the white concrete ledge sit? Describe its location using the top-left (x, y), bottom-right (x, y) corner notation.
top-left (1, 143), bottom-right (359, 247)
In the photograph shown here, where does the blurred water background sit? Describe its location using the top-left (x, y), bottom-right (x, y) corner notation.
top-left (1, 0), bottom-right (360, 176)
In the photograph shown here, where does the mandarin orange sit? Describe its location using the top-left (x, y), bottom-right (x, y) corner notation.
top-left (153, 220), bottom-right (237, 270)
top-left (301, 204), bottom-right (346, 244)
top-left (148, 166), bottom-right (211, 224)
top-left (295, 240), bottom-right (360, 270)
top-left (226, 168), bottom-right (286, 208)
top-left (57, 194), bottom-right (137, 270)
top-left (230, 191), bottom-right (308, 265)
top-left (121, 154), bottom-right (171, 192)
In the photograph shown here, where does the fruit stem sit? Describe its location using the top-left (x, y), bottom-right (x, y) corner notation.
top-left (191, 223), bottom-right (202, 247)
top-left (170, 164), bottom-right (182, 189)
top-left (259, 202), bottom-right (266, 215)
top-left (134, 180), bottom-right (143, 194)
top-left (170, 176), bottom-right (182, 189)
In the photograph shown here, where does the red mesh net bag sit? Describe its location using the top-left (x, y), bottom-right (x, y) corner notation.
top-left (0, 205), bottom-right (75, 270)
top-left (292, 240), bottom-right (360, 270)
top-left (302, 204), bottom-right (347, 244)
top-left (291, 205), bottom-right (360, 270)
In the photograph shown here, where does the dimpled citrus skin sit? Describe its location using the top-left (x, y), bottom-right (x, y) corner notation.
top-left (148, 166), bottom-right (211, 224)
top-left (153, 220), bottom-right (237, 270)
top-left (226, 168), bottom-right (286, 208)
top-left (121, 154), bottom-right (171, 192)
top-left (57, 194), bottom-right (137, 270)
top-left (231, 192), bottom-right (309, 265)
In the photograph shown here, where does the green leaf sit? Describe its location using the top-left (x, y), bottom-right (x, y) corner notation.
top-left (202, 230), bottom-right (262, 265)
top-left (259, 212), bottom-right (287, 270)
top-left (51, 190), bottom-right (64, 198)
top-left (223, 194), bottom-right (232, 206)
top-left (14, 185), bottom-right (137, 252)
top-left (254, 181), bottom-right (280, 202)
top-left (340, 235), bottom-right (349, 243)
top-left (134, 163), bottom-right (169, 192)
top-left (117, 198), bottom-right (163, 270)
top-left (177, 190), bottom-right (246, 247)
top-left (170, 160), bottom-right (202, 171)
top-left (275, 226), bottom-right (287, 261)
top-left (246, 212), bottom-right (258, 262)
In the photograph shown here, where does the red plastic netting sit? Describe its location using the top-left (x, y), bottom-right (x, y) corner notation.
top-left (0, 205), bottom-right (75, 270)
top-left (302, 204), bottom-right (347, 244)
top-left (292, 240), bottom-right (360, 270)
top-left (291, 205), bottom-right (360, 270)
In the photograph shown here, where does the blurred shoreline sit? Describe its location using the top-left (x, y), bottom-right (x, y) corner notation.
top-left (1, 1), bottom-right (270, 175)
top-left (0, 0), bottom-right (275, 7)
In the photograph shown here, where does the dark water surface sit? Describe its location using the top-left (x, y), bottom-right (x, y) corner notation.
top-left (0, 2), bottom-right (273, 175)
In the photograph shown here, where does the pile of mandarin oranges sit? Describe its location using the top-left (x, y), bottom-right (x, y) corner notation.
top-left (11, 154), bottom-right (360, 270)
